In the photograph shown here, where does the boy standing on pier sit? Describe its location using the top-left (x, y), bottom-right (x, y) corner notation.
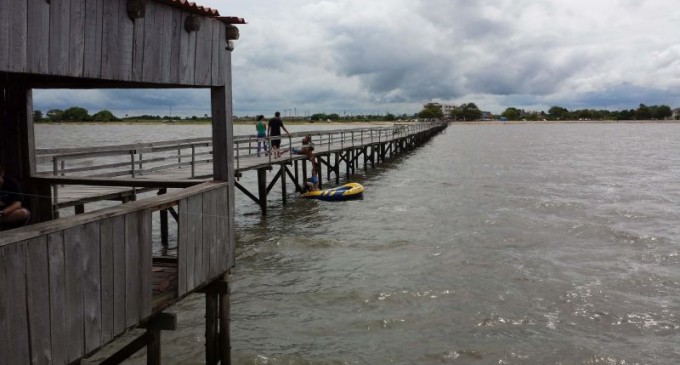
top-left (267, 111), bottom-right (290, 158)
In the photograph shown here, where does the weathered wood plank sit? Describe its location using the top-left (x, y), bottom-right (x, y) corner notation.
top-left (48, 0), bottom-right (70, 75)
top-left (211, 20), bottom-right (220, 86)
top-left (83, 0), bottom-right (104, 78)
top-left (101, 0), bottom-right (120, 80)
top-left (8, 0), bottom-right (27, 72)
top-left (3, 243), bottom-right (30, 364)
top-left (0, 0), bottom-right (8, 70)
top-left (139, 210), bottom-right (152, 318)
top-left (27, 0), bottom-right (50, 73)
top-left (131, 7), bottom-right (146, 82)
top-left (64, 224), bottom-right (85, 362)
top-left (125, 211), bottom-right (141, 327)
top-left (216, 184), bottom-right (231, 270)
top-left (169, 9), bottom-right (182, 84)
top-left (192, 193), bottom-right (204, 287)
top-left (117, 0), bottom-right (134, 81)
top-left (159, 5), bottom-right (173, 83)
top-left (112, 214), bottom-right (127, 334)
top-left (83, 221), bottom-right (102, 353)
top-left (99, 217), bottom-right (114, 343)
top-left (26, 237), bottom-right (52, 365)
top-left (211, 87), bottom-right (231, 180)
top-left (216, 23), bottom-right (229, 86)
top-left (194, 16), bottom-right (213, 85)
top-left (142, 3), bottom-right (161, 82)
top-left (69, 0), bottom-right (86, 76)
top-left (179, 11), bottom-right (196, 85)
top-left (177, 197), bottom-right (189, 296)
top-left (204, 188), bottom-right (216, 278)
top-left (47, 232), bottom-right (68, 365)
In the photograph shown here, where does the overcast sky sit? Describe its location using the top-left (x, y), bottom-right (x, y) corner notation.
top-left (35, 0), bottom-right (680, 118)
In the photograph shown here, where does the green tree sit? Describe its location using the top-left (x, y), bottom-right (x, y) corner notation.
top-left (33, 110), bottom-right (43, 122)
top-left (635, 104), bottom-right (651, 120)
top-left (46, 109), bottom-right (64, 121)
top-left (547, 106), bottom-right (569, 120)
top-left (418, 103), bottom-right (444, 119)
top-left (62, 106), bottom-right (90, 121)
top-left (459, 103), bottom-right (482, 121)
top-left (92, 109), bottom-right (118, 121)
top-left (501, 107), bottom-right (521, 120)
top-left (651, 105), bottom-right (672, 120)
top-left (385, 113), bottom-right (396, 121)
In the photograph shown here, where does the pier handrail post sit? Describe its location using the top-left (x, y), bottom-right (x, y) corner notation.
top-left (177, 144), bottom-right (182, 169)
top-left (235, 139), bottom-right (240, 172)
top-left (130, 150), bottom-right (136, 178)
top-left (191, 145), bottom-right (196, 177)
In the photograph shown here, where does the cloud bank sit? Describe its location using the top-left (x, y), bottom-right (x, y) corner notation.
top-left (35, 0), bottom-right (680, 117)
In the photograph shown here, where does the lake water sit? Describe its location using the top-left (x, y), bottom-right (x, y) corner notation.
top-left (38, 123), bottom-right (680, 365)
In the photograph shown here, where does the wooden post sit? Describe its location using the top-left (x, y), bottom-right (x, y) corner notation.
top-left (335, 153), bottom-right (340, 185)
top-left (280, 165), bottom-right (287, 203)
top-left (158, 188), bottom-right (168, 246)
top-left (257, 168), bottom-right (267, 214)
top-left (219, 277), bottom-right (231, 365)
top-left (206, 289), bottom-right (219, 365)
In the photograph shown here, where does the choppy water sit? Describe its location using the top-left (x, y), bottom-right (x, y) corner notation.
top-left (39, 123), bottom-right (680, 364)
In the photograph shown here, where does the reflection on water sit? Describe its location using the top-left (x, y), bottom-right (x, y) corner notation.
top-left (51, 123), bottom-right (680, 364)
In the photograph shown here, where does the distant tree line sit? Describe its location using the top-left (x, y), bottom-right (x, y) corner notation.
top-left (500, 104), bottom-right (673, 121)
top-left (307, 113), bottom-right (408, 122)
top-left (34, 106), bottom-right (214, 122)
top-left (419, 102), bottom-right (675, 121)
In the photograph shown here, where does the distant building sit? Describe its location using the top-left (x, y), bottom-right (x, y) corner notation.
top-left (673, 108), bottom-right (680, 120)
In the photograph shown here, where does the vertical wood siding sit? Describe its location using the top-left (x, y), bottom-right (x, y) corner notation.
top-left (0, 207), bottom-right (167, 364)
top-left (3, 0), bottom-right (231, 87)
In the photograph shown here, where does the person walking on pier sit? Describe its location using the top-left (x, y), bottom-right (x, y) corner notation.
top-left (268, 111), bottom-right (289, 158)
top-left (0, 165), bottom-right (31, 230)
top-left (255, 115), bottom-right (268, 157)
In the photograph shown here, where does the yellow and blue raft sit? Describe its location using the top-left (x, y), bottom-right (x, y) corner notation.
top-left (301, 182), bottom-right (364, 201)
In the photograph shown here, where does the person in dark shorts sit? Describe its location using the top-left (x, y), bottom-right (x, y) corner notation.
top-left (267, 111), bottom-right (290, 158)
top-left (0, 165), bottom-right (31, 230)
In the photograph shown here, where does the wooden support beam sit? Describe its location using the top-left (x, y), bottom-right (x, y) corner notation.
top-left (280, 164), bottom-right (287, 204)
top-left (219, 277), bottom-right (231, 365)
top-left (257, 168), bottom-right (267, 215)
top-left (206, 290), bottom-right (219, 365)
top-left (100, 332), bottom-right (153, 365)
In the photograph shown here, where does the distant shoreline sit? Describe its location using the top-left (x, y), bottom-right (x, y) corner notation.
top-left (35, 119), bottom-right (396, 126)
top-left (450, 119), bottom-right (680, 125)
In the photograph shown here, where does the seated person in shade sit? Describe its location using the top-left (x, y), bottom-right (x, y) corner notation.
top-left (0, 165), bottom-right (31, 230)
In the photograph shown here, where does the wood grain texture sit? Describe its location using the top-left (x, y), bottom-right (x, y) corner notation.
top-left (64, 224), bottom-right (85, 362)
top-left (83, 221), bottom-right (102, 353)
top-left (112, 214), bottom-right (127, 334)
top-left (27, 0), bottom-right (50, 73)
top-left (117, 0), bottom-right (134, 81)
top-left (69, 0), bottom-right (86, 76)
top-left (0, 0), bottom-right (8, 70)
top-left (48, 0), bottom-right (70, 75)
top-left (99, 217), bottom-right (115, 343)
top-left (142, 3), bottom-right (161, 82)
top-left (26, 237), bottom-right (52, 365)
top-left (8, 0), bottom-right (27, 72)
top-left (125, 211), bottom-right (140, 327)
top-left (83, 0), bottom-right (104, 78)
top-left (4, 243), bottom-right (30, 364)
top-left (194, 16), bottom-right (212, 85)
top-left (101, 0), bottom-right (120, 79)
top-left (47, 232), bottom-right (68, 365)
top-left (178, 11), bottom-right (196, 85)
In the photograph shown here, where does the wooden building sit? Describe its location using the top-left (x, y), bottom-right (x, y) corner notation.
top-left (1, 0), bottom-right (243, 364)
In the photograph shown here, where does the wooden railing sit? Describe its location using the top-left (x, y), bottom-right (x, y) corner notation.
top-left (0, 181), bottom-right (232, 364)
top-left (35, 121), bottom-right (445, 178)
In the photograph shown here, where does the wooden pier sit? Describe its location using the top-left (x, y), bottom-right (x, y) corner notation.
top-left (35, 121), bottom-right (448, 215)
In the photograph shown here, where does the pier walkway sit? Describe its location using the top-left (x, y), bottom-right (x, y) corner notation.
top-left (36, 121), bottom-right (448, 215)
